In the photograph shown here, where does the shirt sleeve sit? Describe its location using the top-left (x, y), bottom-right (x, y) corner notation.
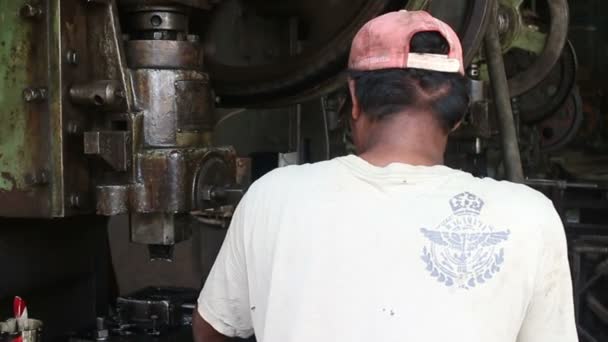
top-left (517, 202), bottom-right (578, 342)
top-left (197, 191), bottom-right (254, 339)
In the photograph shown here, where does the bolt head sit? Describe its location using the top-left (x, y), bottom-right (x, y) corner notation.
top-left (66, 50), bottom-right (78, 65)
top-left (20, 4), bottom-right (42, 18)
top-left (67, 121), bottom-right (82, 134)
top-left (186, 34), bottom-right (200, 43)
top-left (23, 88), bottom-right (36, 102)
top-left (69, 194), bottom-right (81, 208)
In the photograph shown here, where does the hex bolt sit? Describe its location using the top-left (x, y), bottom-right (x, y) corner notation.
top-left (66, 121), bottom-right (82, 135)
top-left (20, 4), bottom-right (43, 18)
top-left (186, 34), bottom-right (200, 43)
top-left (169, 150), bottom-right (181, 159)
top-left (66, 49), bottom-right (78, 65)
top-left (497, 10), bottom-right (510, 35)
top-left (23, 87), bottom-right (47, 103)
top-left (25, 169), bottom-right (49, 186)
top-left (468, 63), bottom-right (480, 79)
top-left (69, 194), bottom-right (81, 208)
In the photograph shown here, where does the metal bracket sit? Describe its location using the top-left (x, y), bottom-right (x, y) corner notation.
top-left (84, 131), bottom-right (129, 171)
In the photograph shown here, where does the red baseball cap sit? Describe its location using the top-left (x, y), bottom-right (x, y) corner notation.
top-left (348, 10), bottom-right (465, 75)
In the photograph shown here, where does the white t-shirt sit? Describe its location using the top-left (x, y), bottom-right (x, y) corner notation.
top-left (198, 155), bottom-right (578, 342)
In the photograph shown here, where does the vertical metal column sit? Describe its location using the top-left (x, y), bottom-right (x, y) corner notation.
top-left (484, 1), bottom-right (525, 183)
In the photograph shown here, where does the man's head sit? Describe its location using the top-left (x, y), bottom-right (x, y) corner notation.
top-left (347, 11), bottom-right (469, 155)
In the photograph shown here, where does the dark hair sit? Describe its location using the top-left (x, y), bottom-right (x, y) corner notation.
top-left (348, 31), bottom-right (469, 131)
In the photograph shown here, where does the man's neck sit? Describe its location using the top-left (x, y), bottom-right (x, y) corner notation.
top-left (357, 113), bottom-right (447, 167)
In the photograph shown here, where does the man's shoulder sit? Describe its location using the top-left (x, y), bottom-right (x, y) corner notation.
top-left (248, 160), bottom-right (340, 195)
top-left (459, 175), bottom-right (554, 213)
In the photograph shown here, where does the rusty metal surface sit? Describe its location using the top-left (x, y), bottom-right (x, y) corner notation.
top-left (126, 40), bottom-right (204, 70)
top-left (84, 131), bottom-right (130, 171)
top-left (128, 8), bottom-right (188, 31)
top-left (175, 78), bottom-right (215, 132)
top-left (96, 185), bottom-right (129, 215)
top-left (48, 0), bottom-right (97, 216)
top-left (132, 148), bottom-right (235, 213)
top-left (0, 1), bottom-right (50, 216)
top-left (86, 0), bottom-right (135, 112)
top-left (93, 147), bottom-right (236, 214)
top-left (131, 69), bottom-right (210, 146)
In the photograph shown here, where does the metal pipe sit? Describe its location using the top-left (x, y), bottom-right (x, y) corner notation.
top-left (484, 1), bottom-right (524, 183)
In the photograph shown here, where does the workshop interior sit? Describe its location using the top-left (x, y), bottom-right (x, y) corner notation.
top-left (0, 0), bottom-right (607, 340)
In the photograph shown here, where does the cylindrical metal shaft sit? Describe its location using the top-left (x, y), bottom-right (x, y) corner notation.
top-left (484, 3), bottom-right (525, 183)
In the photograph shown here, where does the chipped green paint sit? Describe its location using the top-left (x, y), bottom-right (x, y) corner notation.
top-left (0, 1), bottom-right (40, 191)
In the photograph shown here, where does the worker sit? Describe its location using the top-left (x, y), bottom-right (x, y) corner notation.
top-left (193, 10), bottom-right (578, 342)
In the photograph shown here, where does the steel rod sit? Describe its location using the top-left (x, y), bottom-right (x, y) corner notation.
top-left (484, 2), bottom-right (525, 183)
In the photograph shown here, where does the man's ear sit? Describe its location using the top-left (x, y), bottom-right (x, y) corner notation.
top-left (348, 79), bottom-right (361, 121)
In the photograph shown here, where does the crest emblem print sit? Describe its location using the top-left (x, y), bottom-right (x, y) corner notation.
top-left (420, 192), bottom-right (510, 289)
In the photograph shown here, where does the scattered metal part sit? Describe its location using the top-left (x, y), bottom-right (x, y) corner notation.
top-left (484, 1), bottom-right (524, 183)
top-left (191, 205), bottom-right (235, 228)
top-left (115, 287), bottom-right (198, 332)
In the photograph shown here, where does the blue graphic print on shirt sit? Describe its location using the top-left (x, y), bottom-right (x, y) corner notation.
top-left (420, 192), bottom-right (510, 289)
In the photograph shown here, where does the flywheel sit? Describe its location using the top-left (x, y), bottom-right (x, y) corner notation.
top-left (200, 0), bottom-right (493, 107)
